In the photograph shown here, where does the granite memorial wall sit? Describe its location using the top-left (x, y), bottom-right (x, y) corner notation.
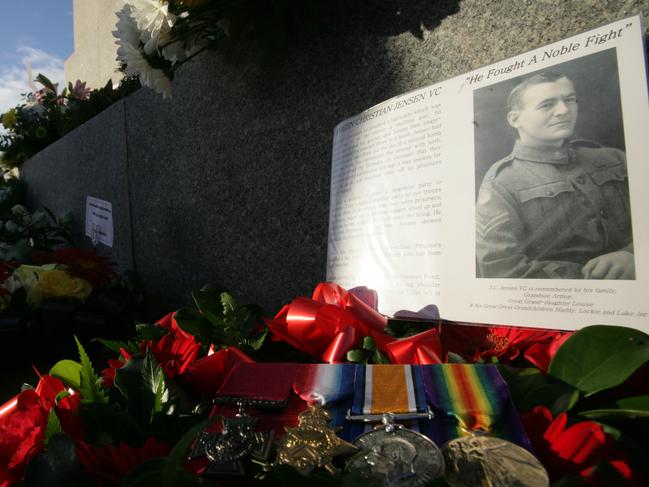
top-left (21, 0), bottom-right (649, 313)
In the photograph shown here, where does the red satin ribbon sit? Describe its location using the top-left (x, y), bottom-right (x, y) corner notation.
top-left (267, 282), bottom-right (442, 365)
top-left (179, 345), bottom-right (255, 397)
top-left (383, 328), bottom-right (443, 364)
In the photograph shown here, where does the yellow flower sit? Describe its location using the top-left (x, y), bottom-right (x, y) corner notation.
top-left (38, 269), bottom-right (92, 301)
top-left (1, 109), bottom-right (17, 129)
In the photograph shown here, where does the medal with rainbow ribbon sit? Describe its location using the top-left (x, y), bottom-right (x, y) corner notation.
top-left (428, 364), bottom-right (549, 487)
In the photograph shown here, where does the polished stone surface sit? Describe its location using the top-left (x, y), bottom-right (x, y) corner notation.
top-left (28, 0), bottom-right (649, 313)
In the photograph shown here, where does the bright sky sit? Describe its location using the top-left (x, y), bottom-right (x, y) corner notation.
top-left (0, 1), bottom-right (74, 113)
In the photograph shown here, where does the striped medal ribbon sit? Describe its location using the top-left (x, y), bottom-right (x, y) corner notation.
top-left (343, 365), bottom-right (446, 483)
top-left (424, 365), bottom-right (549, 487)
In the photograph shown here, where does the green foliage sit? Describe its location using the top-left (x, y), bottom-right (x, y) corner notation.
top-left (44, 409), bottom-right (63, 446)
top-left (579, 395), bottom-right (649, 421)
top-left (548, 325), bottom-right (649, 396)
top-left (75, 336), bottom-right (108, 404)
top-left (346, 336), bottom-right (390, 364)
top-left (0, 74), bottom-right (140, 169)
top-left (0, 183), bottom-right (73, 261)
top-left (116, 417), bottom-right (218, 487)
top-left (174, 284), bottom-right (267, 353)
top-left (24, 434), bottom-right (90, 486)
top-left (96, 337), bottom-right (141, 357)
top-left (49, 359), bottom-right (82, 390)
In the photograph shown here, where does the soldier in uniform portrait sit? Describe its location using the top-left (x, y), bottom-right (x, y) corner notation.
top-left (476, 71), bottom-right (635, 279)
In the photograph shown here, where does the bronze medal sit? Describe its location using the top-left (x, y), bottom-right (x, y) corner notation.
top-left (442, 435), bottom-right (549, 487)
top-left (274, 404), bottom-right (358, 476)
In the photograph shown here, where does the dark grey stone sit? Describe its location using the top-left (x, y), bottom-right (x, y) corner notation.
top-left (21, 100), bottom-right (133, 274)
top-left (22, 0), bottom-right (649, 313)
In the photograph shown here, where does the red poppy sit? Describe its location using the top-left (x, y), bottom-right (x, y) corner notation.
top-left (521, 406), bottom-right (640, 485)
top-left (33, 247), bottom-right (117, 289)
top-left (440, 321), bottom-right (572, 371)
top-left (75, 437), bottom-right (171, 485)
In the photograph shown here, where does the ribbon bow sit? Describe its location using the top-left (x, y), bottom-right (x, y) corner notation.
top-left (267, 282), bottom-right (442, 365)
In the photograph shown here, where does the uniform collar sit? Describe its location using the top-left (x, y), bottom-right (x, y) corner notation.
top-left (511, 139), bottom-right (571, 165)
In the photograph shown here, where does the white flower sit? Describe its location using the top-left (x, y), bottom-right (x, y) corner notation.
top-left (125, 0), bottom-right (175, 55)
top-left (159, 29), bottom-right (185, 64)
top-left (118, 42), bottom-right (172, 98)
top-left (114, 5), bottom-right (140, 47)
top-left (114, 4), bottom-right (172, 98)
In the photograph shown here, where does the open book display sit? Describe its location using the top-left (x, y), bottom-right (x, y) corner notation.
top-left (327, 15), bottom-right (649, 332)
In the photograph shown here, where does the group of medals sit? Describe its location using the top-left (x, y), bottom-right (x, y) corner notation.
top-left (189, 363), bottom-right (550, 486)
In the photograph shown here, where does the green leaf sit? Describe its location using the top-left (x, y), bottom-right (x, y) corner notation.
top-left (221, 291), bottom-right (237, 316)
top-left (24, 434), bottom-right (87, 485)
top-left (520, 382), bottom-right (578, 414)
top-left (173, 307), bottom-right (212, 342)
top-left (446, 352), bottom-right (466, 364)
top-left (192, 288), bottom-right (226, 326)
top-left (579, 408), bottom-right (649, 421)
top-left (74, 336), bottom-right (108, 404)
top-left (114, 356), bottom-right (150, 437)
top-left (246, 330), bottom-right (268, 351)
top-left (497, 365), bottom-right (547, 411)
top-left (141, 349), bottom-right (168, 417)
top-left (35, 73), bottom-right (57, 93)
top-left (615, 394), bottom-right (649, 411)
top-left (97, 338), bottom-right (140, 356)
top-left (135, 323), bottom-right (168, 342)
top-left (49, 359), bottom-right (82, 390)
top-left (346, 349), bottom-right (366, 363)
top-left (44, 409), bottom-right (62, 446)
top-left (548, 325), bottom-right (649, 396)
top-left (362, 336), bottom-right (376, 350)
top-left (372, 349), bottom-right (391, 364)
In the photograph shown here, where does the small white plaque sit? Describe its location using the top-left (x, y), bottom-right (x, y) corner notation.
top-left (85, 196), bottom-right (114, 248)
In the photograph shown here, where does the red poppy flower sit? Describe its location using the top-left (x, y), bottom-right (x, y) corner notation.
top-left (440, 321), bottom-right (572, 371)
top-left (33, 247), bottom-right (117, 289)
top-left (521, 406), bottom-right (640, 485)
top-left (0, 390), bottom-right (48, 486)
top-left (75, 437), bottom-right (171, 485)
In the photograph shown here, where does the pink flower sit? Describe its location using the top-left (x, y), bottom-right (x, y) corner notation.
top-left (69, 80), bottom-right (91, 100)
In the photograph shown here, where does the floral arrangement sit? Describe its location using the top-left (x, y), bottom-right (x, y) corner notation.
top-left (1, 282), bottom-right (647, 486)
top-left (0, 74), bottom-right (140, 169)
top-left (113, 0), bottom-right (329, 98)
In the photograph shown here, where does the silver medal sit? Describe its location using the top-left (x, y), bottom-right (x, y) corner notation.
top-left (345, 413), bottom-right (445, 486)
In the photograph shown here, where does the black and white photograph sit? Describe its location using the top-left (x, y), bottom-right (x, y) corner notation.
top-left (473, 49), bottom-right (636, 280)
